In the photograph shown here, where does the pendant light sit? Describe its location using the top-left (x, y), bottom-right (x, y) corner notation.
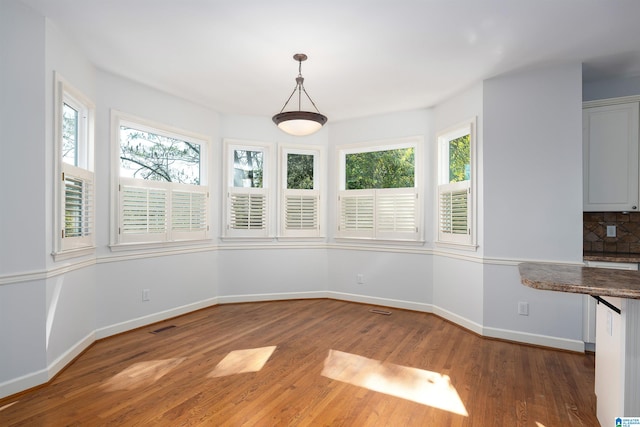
top-left (272, 53), bottom-right (328, 136)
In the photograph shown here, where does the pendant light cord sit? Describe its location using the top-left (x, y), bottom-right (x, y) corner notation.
top-left (277, 58), bottom-right (322, 114)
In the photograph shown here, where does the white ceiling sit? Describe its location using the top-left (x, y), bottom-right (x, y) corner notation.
top-left (21, 0), bottom-right (640, 122)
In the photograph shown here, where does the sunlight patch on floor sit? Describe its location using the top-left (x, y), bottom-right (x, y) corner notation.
top-left (101, 357), bottom-right (186, 391)
top-left (536, 423), bottom-right (547, 427)
top-left (208, 346), bottom-right (277, 378)
top-left (321, 349), bottom-right (468, 416)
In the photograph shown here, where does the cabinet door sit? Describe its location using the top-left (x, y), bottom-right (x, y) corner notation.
top-left (583, 102), bottom-right (639, 211)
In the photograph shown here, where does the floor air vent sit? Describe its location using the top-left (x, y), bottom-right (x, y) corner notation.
top-left (369, 309), bottom-right (392, 315)
top-left (150, 325), bottom-right (176, 334)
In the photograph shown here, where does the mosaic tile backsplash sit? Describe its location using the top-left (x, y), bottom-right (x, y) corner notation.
top-left (584, 212), bottom-right (640, 253)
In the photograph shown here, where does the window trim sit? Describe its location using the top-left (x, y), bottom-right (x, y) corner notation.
top-left (222, 139), bottom-right (275, 240)
top-left (336, 136), bottom-right (423, 242)
top-left (436, 117), bottom-right (477, 249)
top-left (52, 72), bottom-right (96, 261)
top-left (110, 110), bottom-right (210, 249)
top-left (278, 144), bottom-right (324, 240)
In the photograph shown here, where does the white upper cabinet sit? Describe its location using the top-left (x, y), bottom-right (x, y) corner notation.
top-left (583, 101), bottom-right (639, 212)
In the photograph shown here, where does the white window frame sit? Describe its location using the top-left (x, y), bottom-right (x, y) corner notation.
top-left (223, 139), bottom-right (274, 240)
top-left (52, 73), bottom-right (96, 261)
top-left (337, 136), bottom-right (423, 242)
top-left (110, 110), bottom-right (210, 249)
top-left (436, 118), bottom-right (477, 249)
top-left (278, 144), bottom-right (323, 239)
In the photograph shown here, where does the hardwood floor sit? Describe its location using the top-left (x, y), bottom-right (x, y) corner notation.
top-left (0, 299), bottom-right (598, 426)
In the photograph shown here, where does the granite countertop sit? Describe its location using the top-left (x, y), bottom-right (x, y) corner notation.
top-left (519, 262), bottom-right (640, 299)
top-left (583, 251), bottom-right (640, 263)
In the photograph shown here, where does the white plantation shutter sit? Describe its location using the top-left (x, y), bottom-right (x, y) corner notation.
top-left (338, 188), bottom-right (418, 240)
top-left (62, 164), bottom-right (94, 250)
top-left (172, 187), bottom-right (208, 240)
top-left (227, 188), bottom-right (268, 236)
top-left (376, 188), bottom-right (418, 240)
top-left (282, 190), bottom-right (319, 237)
top-left (119, 178), bottom-right (168, 243)
top-left (339, 190), bottom-right (375, 238)
top-left (438, 180), bottom-right (471, 244)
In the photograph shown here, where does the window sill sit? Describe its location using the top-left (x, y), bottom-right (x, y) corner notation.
top-left (51, 246), bottom-right (96, 262)
top-left (109, 239), bottom-right (213, 253)
top-left (435, 241), bottom-right (478, 252)
top-left (334, 237), bottom-right (426, 247)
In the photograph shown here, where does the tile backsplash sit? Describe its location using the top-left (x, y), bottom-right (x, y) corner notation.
top-left (584, 212), bottom-right (640, 253)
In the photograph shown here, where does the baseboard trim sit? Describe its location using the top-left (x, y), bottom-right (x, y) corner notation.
top-left (432, 306), bottom-right (484, 335)
top-left (482, 326), bottom-right (585, 353)
top-left (326, 291), bottom-right (434, 313)
top-left (95, 297), bottom-right (219, 339)
top-left (0, 331), bottom-right (95, 400)
top-left (217, 291), bottom-right (328, 305)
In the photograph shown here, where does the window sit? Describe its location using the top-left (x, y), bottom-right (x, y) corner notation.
top-left (437, 118), bottom-right (476, 247)
top-left (337, 137), bottom-right (422, 241)
top-left (53, 73), bottom-right (95, 259)
top-left (224, 140), bottom-right (273, 238)
top-left (112, 111), bottom-right (209, 246)
top-left (279, 145), bottom-right (322, 238)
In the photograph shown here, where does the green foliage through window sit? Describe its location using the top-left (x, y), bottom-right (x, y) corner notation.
top-left (287, 153), bottom-right (314, 189)
top-left (449, 134), bottom-right (470, 183)
top-left (345, 147), bottom-right (414, 190)
top-left (120, 126), bottom-right (201, 184)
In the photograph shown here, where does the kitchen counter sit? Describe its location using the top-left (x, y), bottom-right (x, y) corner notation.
top-left (519, 261), bottom-right (640, 424)
top-left (519, 262), bottom-right (640, 299)
top-left (583, 251), bottom-right (640, 263)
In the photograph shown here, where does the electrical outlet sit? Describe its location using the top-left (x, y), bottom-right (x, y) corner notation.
top-left (142, 289), bottom-right (150, 301)
top-left (606, 225), bottom-right (616, 237)
top-left (518, 301), bottom-right (529, 316)
top-left (357, 274), bottom-right (364, 284)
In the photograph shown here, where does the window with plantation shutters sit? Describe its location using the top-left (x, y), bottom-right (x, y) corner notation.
top-left (339, 191), bottom-right (374, 237)
top-left (118, 179), bottom-right (209, 244)
top-left (437, 119), bottom-right (476, 248)
top-left (376, 188), bottom-right (418, 238)
top-left (228, 190), bottom-right (267, 231)
top-left (172, 188), bottom-right (208, 240)
top-left (224, 140), bottom-right (273, 239)
top-left (285, 192), bottom-right (318, 230)
top-left (112, 111), bottom-right (209, 247)
top-left (54, 73), bottom-right (96, 259)
top-left (438, 181), bottom-right (470, 243)
top-left (62, 165), bottom-right (94, 246)
top-left (119, 179), bottom-right (168, 243)
top-left (338, 188), bottom-right (418, 240)
top-left (279, 146), bottom-right (322, 238)
top-left (337, 137), bottom-right (422, 241)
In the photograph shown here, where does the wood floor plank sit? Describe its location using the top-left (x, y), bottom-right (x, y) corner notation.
top-left (0, 299), bottom-right (599, 426)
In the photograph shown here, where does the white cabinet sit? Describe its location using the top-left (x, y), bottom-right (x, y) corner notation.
top-left (583, 101), bottom-right (639, 212)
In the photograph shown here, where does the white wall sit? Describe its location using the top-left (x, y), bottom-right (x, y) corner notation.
top-left (327, 248), bottom-right (433, 311)
top-left (583, 74), bottom-right (640, 102)
top-left (0, 0), bottom-right (48, 395)
top-left (0, 0), bottom-right (46, 275)
top-left (432, 83), bottom-right (485, 329)
top-left (42, 17), bottom-right (99, 384)
top-left (481, 64), bottom-right (584, 350)
top-left (217, 247), bottom-right (329, 301)
top-left (483, 64), bottom-right (583, 263)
